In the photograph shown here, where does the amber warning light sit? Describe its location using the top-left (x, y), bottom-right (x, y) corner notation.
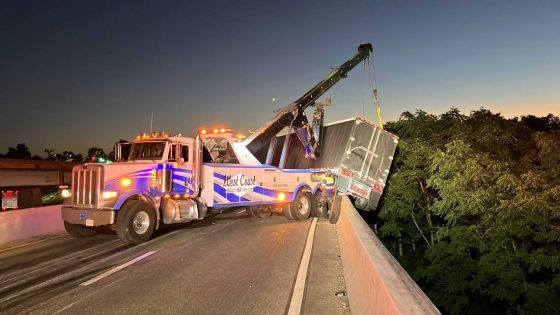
top-left (137, 131), bottom-right (169, 139)
top-left (199, 128), bottom-right (232, 135)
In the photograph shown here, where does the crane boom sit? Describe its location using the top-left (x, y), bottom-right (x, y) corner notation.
top-left (243, 43), bottom-right (373, 154)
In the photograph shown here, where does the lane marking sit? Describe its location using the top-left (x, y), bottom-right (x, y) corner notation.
top-left (287, 217), bottom-right (318, 315)
top-left (0, 234), bottom-right (68, 254)
top-left (79, 251), bottom-right (156, 286)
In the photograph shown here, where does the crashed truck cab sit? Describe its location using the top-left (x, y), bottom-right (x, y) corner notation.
top-left (61, 131), bottom-right (209, 243)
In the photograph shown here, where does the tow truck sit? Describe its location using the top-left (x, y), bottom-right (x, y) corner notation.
top-left (61, 43), bottom-right (382, 243)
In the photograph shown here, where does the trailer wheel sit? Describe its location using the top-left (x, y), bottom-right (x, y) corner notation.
top-left (116, 200), bottom-right (156, 244)
top-left (329, 194), bottom-right (342, 224)
top-left (247, 206), bottom-right (272, 218)
top-left (289, 191), bottom-right (312, 221)
top-left (64, 221), bottom-right (98, 238)
top-left (247, 206), bottom-right (257, 218)
top-left (310, 191), bottom-right (322, 218)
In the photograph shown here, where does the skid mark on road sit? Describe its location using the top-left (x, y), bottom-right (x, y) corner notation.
top-left (80, 251), bottom-right (156, 286)
top-left (0, 234), bottom-right (68, 254)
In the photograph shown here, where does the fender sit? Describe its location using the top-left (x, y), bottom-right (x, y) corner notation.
top-left (311, 182), bottom-right (322, 195)
top-left (114, 189), bottom-right (157, 209)
top-left (114, 190), bottom-right (161, 229)
top-left (288, 183), bottom-right (313, 202)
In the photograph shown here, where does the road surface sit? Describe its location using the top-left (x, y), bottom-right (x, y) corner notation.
top-left (0, 208), bottom-right (350, 314)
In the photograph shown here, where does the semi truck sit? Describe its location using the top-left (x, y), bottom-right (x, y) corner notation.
top-left (61, 43), bottom-right (395, 243)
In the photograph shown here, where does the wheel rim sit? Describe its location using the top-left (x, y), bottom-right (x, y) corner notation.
top-left (132, 211), bottom-right (150, 235)
top-left (297, 197), bottom-right (310, 216)
top-left (257, 207), bottom-right (272, 218)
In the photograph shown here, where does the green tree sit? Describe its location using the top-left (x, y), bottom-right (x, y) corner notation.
top-left (86, 147), bottom-right (108, 163)
top-left (4, 143), bottom-right (32, 159)
top-left (379, 109), bottom-right (560, 314)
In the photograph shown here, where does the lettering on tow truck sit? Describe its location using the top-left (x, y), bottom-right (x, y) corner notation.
top-left (223, 174), bottom-right (257, 197)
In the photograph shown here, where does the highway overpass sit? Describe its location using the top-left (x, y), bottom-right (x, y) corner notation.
top-left (0, 196), bottom-right (439, 315)
top-left (0, 158), bottom-right (76, 209)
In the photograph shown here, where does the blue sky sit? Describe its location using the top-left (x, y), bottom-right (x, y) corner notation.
top-left (1, 0), bottom-right (558, 156)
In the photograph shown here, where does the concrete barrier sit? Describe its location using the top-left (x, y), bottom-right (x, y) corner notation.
top-left (336, 196), bottom-right (440, 315)
top-left (0, 205), bottom-right (65, 248)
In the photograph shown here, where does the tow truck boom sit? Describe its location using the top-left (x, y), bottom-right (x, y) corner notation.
top-left (243, 43), bottom-right (373, 155)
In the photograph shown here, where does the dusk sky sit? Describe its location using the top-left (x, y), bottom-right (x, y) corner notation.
top-left (1, 0), bottom-right (559, 157)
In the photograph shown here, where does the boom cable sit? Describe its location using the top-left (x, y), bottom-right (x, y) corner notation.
top-left (361, 59), bottom-right (367, 119)
top-left (366, 57), bottom-right (384, 129)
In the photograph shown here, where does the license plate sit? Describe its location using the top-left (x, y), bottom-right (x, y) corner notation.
top-left (79, 212), bottom-right (88, 221)
top-left (349, 181), bottom-right (371, 198)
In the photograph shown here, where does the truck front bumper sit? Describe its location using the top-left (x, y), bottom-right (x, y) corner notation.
top-left (62, 206), bottom-right (115, 227)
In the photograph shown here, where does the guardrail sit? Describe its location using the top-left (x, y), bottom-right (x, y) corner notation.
top-left (336, 195), bottom-right (440, 315)
top-left (0, 205), bottom-right (65, 248)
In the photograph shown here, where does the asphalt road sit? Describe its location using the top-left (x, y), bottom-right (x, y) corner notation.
top-left (0, 208), bottom-right (350, 314)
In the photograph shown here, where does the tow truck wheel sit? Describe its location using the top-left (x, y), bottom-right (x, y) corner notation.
top-left (64, 221), bottom-right (98, 238)
top-left (283, 203), bottom-right (295, 220)
top-left (116, 200), bottom-right (156, 244)
top-left (310, 191), bottom-right (322, 218)
top-left (290, 191), bottom-right (312, 221)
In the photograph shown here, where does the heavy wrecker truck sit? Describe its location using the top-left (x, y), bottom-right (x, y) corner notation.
top-left (61, 43), bottom-right (396, 243)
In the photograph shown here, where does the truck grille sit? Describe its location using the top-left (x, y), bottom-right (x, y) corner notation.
top-left (71, 165), bottom-right (103, 207)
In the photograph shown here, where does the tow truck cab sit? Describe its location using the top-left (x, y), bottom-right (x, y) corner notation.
top-left (61, 130), bottom-right (323, 243)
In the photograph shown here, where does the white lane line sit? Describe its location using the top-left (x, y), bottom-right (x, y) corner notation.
top-left (0, 234), bottom-right (68, 254)
top-left (287, 217), bottom-right (318, 315)
top-left (79, 251), bottom-right (156, 286)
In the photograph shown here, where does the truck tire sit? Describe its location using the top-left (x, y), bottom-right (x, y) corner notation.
top-left (64, 221), bottom-right (98, 238)
top-left (329, 194), bottom-right (342, 224)
top-left (353, 197), bottom-right (369, 210)
top-left (116, 200), bottom-right (156, 244)
top-left (247, 206), bottom-right (272, 218)
top-left (310, 191), bottom-right (322, 218)
top-left (289, 191), bottom-right (312, 221)
top-left (283, 203), bottom-right (295, 220)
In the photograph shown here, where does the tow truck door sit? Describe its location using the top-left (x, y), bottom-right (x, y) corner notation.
top-left (169, 140), bottom-right (195, 195)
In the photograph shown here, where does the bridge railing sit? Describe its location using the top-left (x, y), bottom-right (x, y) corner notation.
top-left (0, 205), bottom-right (64, 248)
top-left (336, 195), bottom-right (441, 315)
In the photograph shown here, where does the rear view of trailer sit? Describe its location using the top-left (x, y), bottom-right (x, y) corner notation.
top-left (258, 117), bottom-right (398, 211)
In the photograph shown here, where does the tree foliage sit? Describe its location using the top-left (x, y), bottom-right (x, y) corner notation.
top-left (86, 147), bottom-right (108, 163)
top-left (1, 144), bottom-right (84, 162)
top-left (379, 108), bottom-right (560, 314)
top-left (4, 143), bottom-right (33, 159)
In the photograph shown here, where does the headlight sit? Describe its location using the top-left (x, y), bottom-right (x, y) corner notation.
top-left (61, 189), bottom-right (71, 198)
top-left (120, 177), bottom-right (132, 187)
top-left (101, 191), bottom-right (118, 199)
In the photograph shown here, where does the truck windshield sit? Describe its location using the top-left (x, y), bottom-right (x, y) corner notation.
top-left (128, 142), bottom-right (166, 160)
